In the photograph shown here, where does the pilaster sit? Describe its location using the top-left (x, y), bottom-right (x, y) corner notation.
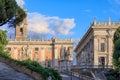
top-left (94, 35), bottom-right (99, 65)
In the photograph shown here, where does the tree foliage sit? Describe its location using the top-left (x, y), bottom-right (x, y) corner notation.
top-left (113, 27), bottom-right (120, 70)
top-left (0, 0), bottom-right (26, 27)
top-left (0, 30), bottom-right (8, 51)
top-left (108, 26), bottom-right (120, 80)
top-left (114, 27), bottom-right (120, 43)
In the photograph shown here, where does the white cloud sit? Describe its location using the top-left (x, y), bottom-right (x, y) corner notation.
top-left (27, 13), bottom-right (54, 35)
top-left (27, 12), bottom-right (76, 36)
top-left (0, 12), bottom-right (75, 39)
top-left (1, 0), bottom-right (76, 39)
top-left (16, 0), bottom-right (25, 7)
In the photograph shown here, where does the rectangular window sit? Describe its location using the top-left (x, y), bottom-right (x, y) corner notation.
top-left (101, 43), bottom-right (105, 52)
top-left (7, 47), bottom-right (11, 52)
top-left (35, 48), bottom-right (39, 51)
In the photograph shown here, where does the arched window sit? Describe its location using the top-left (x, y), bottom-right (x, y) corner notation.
top-left (20, 28), bottom-right (23, 36)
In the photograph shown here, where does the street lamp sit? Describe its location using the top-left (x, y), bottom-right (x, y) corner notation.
top-left (71, 70), bottom-right (72, 80)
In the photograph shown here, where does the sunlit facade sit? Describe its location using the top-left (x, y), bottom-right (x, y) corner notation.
top-left (6, 16), bottom-right (73, 71)
top-left (74, 18), bottom-right (120, 68)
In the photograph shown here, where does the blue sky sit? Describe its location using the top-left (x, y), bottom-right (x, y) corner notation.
top-left (24, 0), bottom-right (120, 39)
top-left (1, 0), bottom-right (120, 40)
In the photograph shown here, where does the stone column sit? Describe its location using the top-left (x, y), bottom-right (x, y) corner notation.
top-left (94, 36), bottom-right (98, 66)
top-left (30, 49), bottom-right (32, 60)
top-left (108, 36), bottom-right (113, 66)
top-left (14, 48), bottom-right (18, 60)
top-left (54, 47), bottom-right (58, 70)
top-left (20, 49), bottom-right (22, 61)
top-left (81, 51), bottom-right (84, 65)
top-left (41, 48), bottom-right (45, 66)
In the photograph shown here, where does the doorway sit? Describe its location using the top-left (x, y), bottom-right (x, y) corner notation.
top-left (99, 57), bottom-right (105, 68)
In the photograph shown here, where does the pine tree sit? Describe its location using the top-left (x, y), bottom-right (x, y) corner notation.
top-left (110, 26), bottom-right (120, 80)
top-left (113, 27), bottom-right (120, 70)
top-left (0, 0), bottom-right (26, 27)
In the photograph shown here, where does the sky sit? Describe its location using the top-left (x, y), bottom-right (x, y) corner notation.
top-left (1, 0), bottom-right (120, 41)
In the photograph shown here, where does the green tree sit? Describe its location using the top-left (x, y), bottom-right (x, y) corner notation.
top-left (113, 27), bottom-right (120, 70)
top-left (0, 0), bottom-right (26, 27)
top-left (109, 26), bottom-right (120, 80)
top-left (114, 26), bottom-right (120, 43)
top-left (0, 30), bottom-right (8, 51)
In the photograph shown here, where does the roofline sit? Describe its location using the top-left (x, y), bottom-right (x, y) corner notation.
top-left (74, 24), bottom-right (93, 52)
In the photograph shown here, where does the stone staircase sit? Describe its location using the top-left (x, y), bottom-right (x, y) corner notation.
top-left (0, 56), bottom-right (43, 80)
top-left (93, 71), bottom-right (107, 80)
top-left (0, 62), bottom-right (33, 80)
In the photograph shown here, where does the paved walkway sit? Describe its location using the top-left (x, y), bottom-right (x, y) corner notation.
top-left (61, 73), bottom-right (83, 80)
top-left (0, 62), bottom-right (34, 80)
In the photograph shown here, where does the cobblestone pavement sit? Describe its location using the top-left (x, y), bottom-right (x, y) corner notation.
top-left (61, 73), bottom-right (83, 80)
top-left (0, 62), bottom-right (34, 80)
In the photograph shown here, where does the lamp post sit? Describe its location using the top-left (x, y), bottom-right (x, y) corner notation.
top-left (71, 70), bottom-right (72, 80)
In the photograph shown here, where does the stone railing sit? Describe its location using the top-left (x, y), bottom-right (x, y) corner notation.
top-left (8, 38), bottom-right (73, 44)
top-left (0, 57), bottom-right (43, 80)
top-left (71, 65), bottom-right (113, 69)
top-left (94, 22), bottom-right (120, 26)
top-left (62, 70), bottom-right (94, 80)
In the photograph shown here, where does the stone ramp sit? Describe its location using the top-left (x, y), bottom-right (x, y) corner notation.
top-left (0, 62), bottom-right (34, 80)
top-left (61, 73), bottom-right (83, 80)
top-left (94, 71), bottom-right (107, 80)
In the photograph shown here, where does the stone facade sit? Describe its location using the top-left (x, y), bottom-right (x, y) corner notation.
top-left (59, 45), bottom-right (73, 72)
top-left (6, 16), bottom-right (73, 71)
top-left (74, 18), bottom-right (120, 68)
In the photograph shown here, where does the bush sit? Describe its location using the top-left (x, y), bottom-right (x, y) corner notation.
top-left (0, 53), bottom-right (62, 80)
top-left (22, 60), bottom-right (62, 80)
top-left (106, 69), bottom-right (120, 80)
top-left (0, 30), bottom-right (8, 51)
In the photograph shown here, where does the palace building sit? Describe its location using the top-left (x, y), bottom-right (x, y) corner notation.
top-left (74, 18), bottom-right (120, 68)
top-left (6, 13), bottom-right (73, 71)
